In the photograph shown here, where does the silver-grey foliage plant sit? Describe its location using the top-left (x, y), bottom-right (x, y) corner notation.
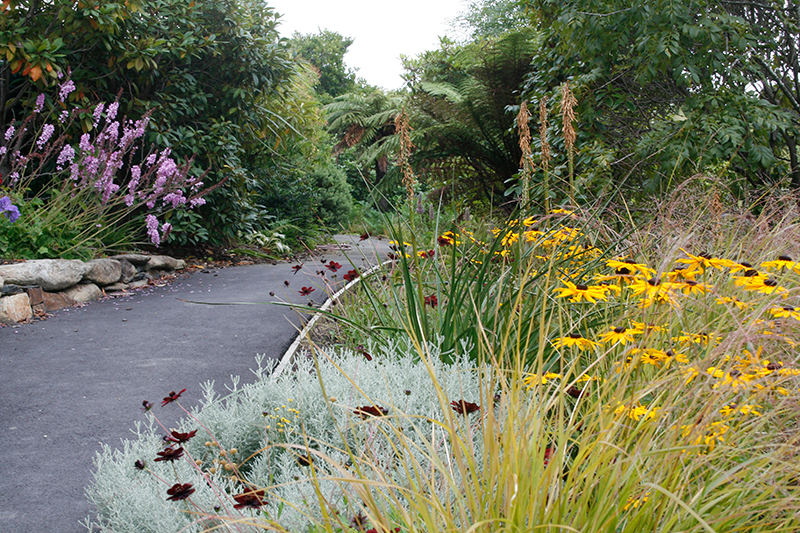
top-left (85, 338), bottom-right (489, 532)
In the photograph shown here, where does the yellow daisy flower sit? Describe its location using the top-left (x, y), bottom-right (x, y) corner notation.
top-left (676, 249), bottom-right (732, 273)
top-left (715, 296), bottom-right (750, 310)
top-left (761, 255), bottom-right (797, 272)
top-left (599, 326), bottom-right (638, 345)
top-left (552, 333), bottom-right (598, 351)
top-left (768, 306), bottom-right (800, 320)
top-left (553, 280), bottom-right (610, 303)
top-left (606, 258), bottom-right (655, 277)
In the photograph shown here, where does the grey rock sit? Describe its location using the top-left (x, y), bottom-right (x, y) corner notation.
top-left (63, 283), bottom-right (102, 303)
top-left (0, 293), bottom-right (32, 324)
top-left (0, 274), bottom-right (3, 288)
top-left (104, 282), bottom-right (130, 292)
top-left (1, 284), bottom-right (23, 296)
top-left (0, 259), bottom-right (88, 291)
top-left (84, 259), bottom-right (122, 286)
top-left (108, 253), bottom-right (151, 266)
top-left (132, 271), bottom-right (152, 282)
top-left (128, 279), bottom-right (150, 289)
top-left (119, 259), bottom-right (137, 283)
top-left (145, 255), bottom-right (184, 271)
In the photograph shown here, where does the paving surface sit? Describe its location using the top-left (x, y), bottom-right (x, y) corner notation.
top-left (0, 235), bottom-right (391, 533)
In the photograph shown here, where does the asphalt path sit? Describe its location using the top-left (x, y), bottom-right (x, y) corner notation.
top-left (0, 235), bottom-right (391, 533)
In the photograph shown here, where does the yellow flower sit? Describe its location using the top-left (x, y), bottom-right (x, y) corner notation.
top-left (522, 215), bottom-right (538, 227)
top-left (522, 372), bottom-right (562, 388)
top-left (552, 333), bottom-right (598, 351)
top-left (606, 258), bottom-right (655, 277)
top-left (614, 401), bottom-right (659, 421)
top-left (623, 492), bottom-right (650, 511)
top-left (666, 266), bottom-right (702, 282)
top-left (760, 255), bottom-right (797, 272)
top-left (682, 366), bottom-right (700, 383)
top-left (599, 326), bottom-right (638, 345)
top-left (676, 249), bottom-right (731, 273)
top-left (629, 321), bottom-right (666, 334)
top-left (523, 229), bottom-right (543, 243)
top-left (742, 276), bottom-right (788, 295)
top-left (715, 296), bottom-right (750, 310)
top-left (676, 280), bottom-right (713, 296)
top-left (673, 332), bottom-right (722, 346)
top-left (553, 280), bottom-right (610, 303)
top-left (769, 306), bottom-right (800, 320)
top-left (719, 404), bottom-right (761, 417)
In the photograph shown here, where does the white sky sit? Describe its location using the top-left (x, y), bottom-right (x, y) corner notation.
top-left (267, 0), bottom-right (467, 90)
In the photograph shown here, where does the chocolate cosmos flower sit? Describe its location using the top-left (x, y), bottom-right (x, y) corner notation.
top-left (292, 264), bottom-right (303, 274)
top-left (155, 446), bottom-right (185, 462)
top-left (299, 286), bottom-right (315, 296)
top-left (354, 405), bottom-right (388, 418)
top-left (325, 260), bottom-right (342, 272)
top-left (161, 389), bottom-right (186, 406)
top-left (450, 400), bottom-right (480, 414)
top-left (343, 269), bottom-right (359, 282)
top-left (166, 482), bottom-right (195, 501)
top-left (233, 488), bottom-right (267, 509)
top-left (166, 429), bottom-right (197, 443)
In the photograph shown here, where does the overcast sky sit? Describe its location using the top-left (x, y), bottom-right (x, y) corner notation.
top-left (267, 0), bottom-right (467, 90)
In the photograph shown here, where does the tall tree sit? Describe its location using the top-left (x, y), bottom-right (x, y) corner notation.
top-left (289, 29), bottom-right (358, 101)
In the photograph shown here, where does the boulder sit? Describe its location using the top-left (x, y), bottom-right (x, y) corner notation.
top-left (109, 254), bottom-right (151, 266)
top-left (145, 255), bottom-right (185, 271)
top-left (0, 293), bottom-right (32, 324)
top-left (42, 291), bottom-right (75, 312)
top-left (0, 259), bottom-right (88, 291)
top-left (64, 283), bottom-right (102, 303)
top-left (83, 259), bottom-right (122, 286)
top-left (104, 282), bottom-right (130, 292)
top-left (119, 259), bottom-right (137, 283)
top-left (0, 274), bottom-right (3, 289)
top-left (128, 279), bottom-right (150, 289)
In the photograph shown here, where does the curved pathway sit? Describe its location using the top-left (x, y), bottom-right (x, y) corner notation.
top-left (0, 235), bottom-right (391, 533)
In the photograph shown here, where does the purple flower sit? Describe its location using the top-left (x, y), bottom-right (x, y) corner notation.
top-left (189, 197), bottom-right (206, 208)
top-left (36, 124), bottom-right (55, 150)
top-left (106, 102), bottom-right (119, 121)
top-left (58, 110), bottom-right (69, 124)
top-left (93, 103), bottom-right (105, 127)
top-left (79, 133), bottom-right (92, 152)
top-left (58, 80), bottom-right (76, 102)
top-left (4, 125), bottom-right (14, 141)
top-left (0, 196), bottom-right (20, 223)
top-left (0, 146), bottom-right (6, 156)
top-left (34, 94), bottom-right (45, 114)
top-left (162, 192), bottom-right (186, 208)
top-left (146, 214), bottom-right (161, 246)
top-left (56, 145), bottom-right (75, 170)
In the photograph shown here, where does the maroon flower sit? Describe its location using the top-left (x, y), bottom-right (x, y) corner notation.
top-left (284, 280), bottom-right (290, 287)
top-left (166, 482), bottom-right (195, 501)
top-left (161, 389), bottom-right (186, 406)
top-left (354, 405), bottom-right (389, 419)
top-left (366, 528), bottom-right (400, 533)
top-left (437, 235), bottom-right (453, 246)
top-left (233, 488), bottom-right (267, 509)
top-left (424, 294), bottom-right (438, 307)
top-left (543, 447), bottom-right (554, 466)
top-left (297, 454), bottom-right (313, 467)
top-left (360, 232), bottom-right (370, 241)
top-left (141, 400), bottom-right (154, 411)
top-left (356, 345), bottom-right (372, 361)
top-left (566, 386), bottom-right (583, 399)
top-left (166, 429), bottom-right (197, 444)
top-left (134, 459), bottom-right (146, 470)
top-left (326, 260), bottom-right (342, 272)
top-left (155, 446), bottom-right (185, 462)
top-left (299, 286), bottom-right (315, 296)
top-left (292, 263), bottom-right (303, 275)
top-left (450, 400), bottom-right (480, 415)
top-left (343, 269), bottom-right (359, 282)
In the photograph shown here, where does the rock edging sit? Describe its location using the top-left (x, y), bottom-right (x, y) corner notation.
top-left (0, 255), bottom-right (186, 324)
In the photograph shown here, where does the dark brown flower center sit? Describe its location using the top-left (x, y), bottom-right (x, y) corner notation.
top-left (576, 284), bottom-right (589, 290)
